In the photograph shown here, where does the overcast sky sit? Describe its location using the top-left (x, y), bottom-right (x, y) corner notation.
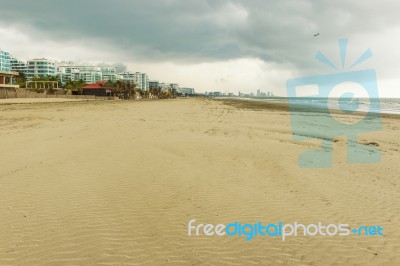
top-left (0, 0), bottom-right (399, 96)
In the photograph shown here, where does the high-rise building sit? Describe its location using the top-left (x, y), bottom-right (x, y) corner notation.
top-left (10, 56), bottom-right (27, 75)
top-left (180, 87), bottom-right (195, 95)
top-left (26, 58), bottom-right (57, 80)
top-left (135, 72), bottom-right (149, 91)
top-left (0, 49), bottom-right (11, 72)
top-left (118, 71), bottom-right (136, 83)
top-left (170, 83), bottom-right (179, 91)
top-left (117, 71), bottom-right (149, 90)
top-left (57, 64), bottom-right (102, 84)
top-left (159, 83), bottom-right (171, 92)
top-left (101, 67), bottom-right (117, 82)
top-left (149, 80), bottom-right (160, 90)
top-left (0, 50), bottom-right (19, 91)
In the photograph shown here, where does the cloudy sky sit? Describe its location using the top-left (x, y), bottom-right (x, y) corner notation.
top-left (0, 0), bottom-right (399, 96)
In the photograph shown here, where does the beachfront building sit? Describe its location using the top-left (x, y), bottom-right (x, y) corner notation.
top-left (58, 64), bottom-right (102, 84)
top-left (26, 58), bottom-right (57, 80)
top-left (118, 71), bottom-right (149, 91)
top-left (135, 72), bottom-right (149, 91)
top-left (118, 71), bottom-right (136, 83)
top-left (10, 57), bottom-right (27, 75)
top-left (180, 87), bottom-right (195, 95)
top-left (170, 83), bottom-right (179, 93)
top-left (210, 91), bottom-right (222, 97)
top-left (255, 90), bottom-right (267, 97)
top-left (0, 50), bottom-right (21, 95)
top-left (0, 71), bottom-right (20, 98)
top-left (0, 50), bottom-right (11, 72)
top-left (101, 67), bottom-right (117, 82)
top-left (81, 81), bottom-right (113, 97)
top-left (159, 82), bottom-right (171, 92)
top-left (0, 71), bottom-right (19, 89)
top-left (149, 80), bottom-right (160, 89)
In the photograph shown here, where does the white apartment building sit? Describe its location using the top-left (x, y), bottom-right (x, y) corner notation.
top-left (118, 71), bottom-right (136, 83)
top-left (159, 82), bottom-right (172, 92)
top-left (26, 58), bottom-right (57, 80)
top-left (101, 67), bottom-right (117, 82)
top-left (0, 49), bottom-right (19, 91)
top-left (170, 83), bottom-right (179, 91)
top-left (117, 71), bottom-right (149, 91)
top-left (58, 64), bottom-right (102, 84)
top-left (0, 49), bottom-right (11, 72)
top-left (135, 72), bottom-right (149, 91)
top-left (10, 57), bottom-right (27, 75)
top-left (57, 64), bottom-right (122, 84)
top-left (180, 87), bottom-right (195, 95)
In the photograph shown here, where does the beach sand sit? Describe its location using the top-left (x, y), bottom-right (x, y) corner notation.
top-left (0, 98), bottom-right (399, 265)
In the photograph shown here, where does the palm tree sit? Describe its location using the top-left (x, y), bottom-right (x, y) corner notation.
top-left (133, 83), bottom-right (141, 99)
top-left (114, 80), bottom-right (124, 98)
top-left (114, 80), bottom-right (138, 99)
top-left (16, 72), bottom-right (27, 88)
top-left (143, 90), bottom-right (149, 99)
top-left (150, 87), bottom-right (162, 99)
top-left (126, 81), bottom-right (137, 99)
top-left (65, 79), bottom-right (86, 95)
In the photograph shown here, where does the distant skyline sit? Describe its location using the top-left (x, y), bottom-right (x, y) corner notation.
top-left (1, 0), bottom-right (399, 97)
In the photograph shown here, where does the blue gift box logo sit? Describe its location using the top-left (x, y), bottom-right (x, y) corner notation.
top-left (286, 39), bottom-right (382, 168)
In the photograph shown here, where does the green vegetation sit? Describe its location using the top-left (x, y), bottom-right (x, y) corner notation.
top-left (15, 72), bottom-right (27, 88)
top-left (14, 74), bottom-right (176, 99)
top-left (65, 79), bottom-right (87, 95)
top-left (113, 80), bottom-right (138, 99)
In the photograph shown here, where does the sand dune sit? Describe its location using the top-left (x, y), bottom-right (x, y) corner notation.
top-left (0, 98), bottom-right (399, 265)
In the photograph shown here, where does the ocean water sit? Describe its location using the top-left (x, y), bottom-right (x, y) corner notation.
top-left (241, 97), bottom-right (400, 115)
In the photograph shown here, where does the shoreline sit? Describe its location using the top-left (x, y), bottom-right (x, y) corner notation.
top-left (215, 97), bottom-right (400, 120)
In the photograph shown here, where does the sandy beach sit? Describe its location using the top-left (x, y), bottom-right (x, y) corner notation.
top-left (0, 98), bottom-right (399, 265)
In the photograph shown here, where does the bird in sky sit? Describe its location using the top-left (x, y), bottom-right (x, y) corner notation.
top-left (314, 33), bottom-right (320, 37)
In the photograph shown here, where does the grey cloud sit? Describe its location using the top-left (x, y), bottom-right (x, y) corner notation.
top-left (1, 0), bottom-right (399, 72)
top-left (97, 63), bottom-right (128, 72)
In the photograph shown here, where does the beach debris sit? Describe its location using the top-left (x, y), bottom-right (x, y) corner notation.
top-left (365, 141), bottom-right (379, 147)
